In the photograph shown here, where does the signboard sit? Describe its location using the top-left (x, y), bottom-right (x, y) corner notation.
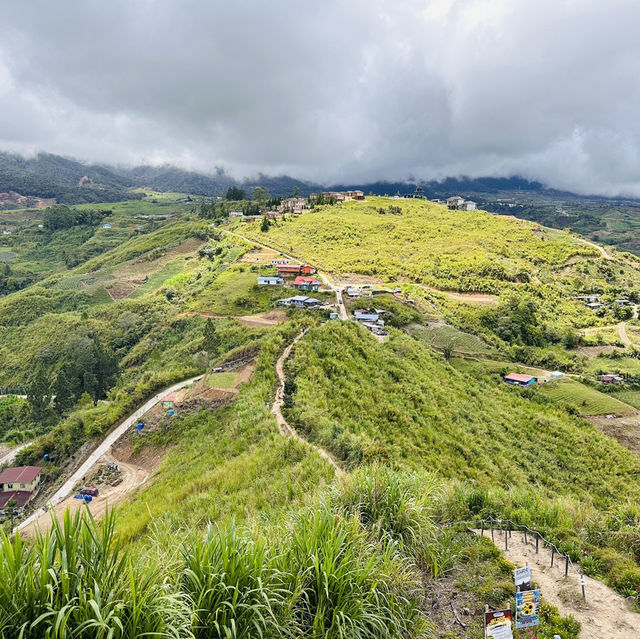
top-left (515, 589), bottom-right (540, 629)
top-left (514, 566), bottom-right (532, 591)
top-left (484, 609), bottom-right (513, 639)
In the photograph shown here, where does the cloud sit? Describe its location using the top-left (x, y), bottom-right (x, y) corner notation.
top-left (1, 0), bottom-right (639, 195)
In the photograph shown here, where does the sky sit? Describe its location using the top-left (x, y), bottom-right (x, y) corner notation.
top-left (1, 0), bottom-right (639, 195)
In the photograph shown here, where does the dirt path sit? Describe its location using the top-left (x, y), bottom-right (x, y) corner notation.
top-left (0, 442), bottom-right (31, 467)
top-left (573, 236), bottom-right (611, 259)
top-left (179, 310), bottom-right (287, 326)
top-left (20, 452), bottom-right (151, 537)
top-left (272, 330), bottom-right (344, 475)
top-left (17, 375), bottom-right (203, 534)
top-left (415, 284), bottom-right (499, 306)
top-left (618, 321), bottom-right (632, 347)
top-left (475, 529), bottom-right (639, 638)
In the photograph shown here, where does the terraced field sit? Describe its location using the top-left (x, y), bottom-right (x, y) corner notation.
top-left (540, 379), bottom-right (634, 416)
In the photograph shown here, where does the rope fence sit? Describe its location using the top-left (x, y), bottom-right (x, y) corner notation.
top-left (443, 516), bottom-right (587, 601)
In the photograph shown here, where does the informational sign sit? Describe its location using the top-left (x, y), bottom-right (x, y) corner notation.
top-left (514, 566), bottom-right (532, 591)
top-left (515, 589), bottom-right (540, 629)
top-left (484, 609), bottom-right (513, 639)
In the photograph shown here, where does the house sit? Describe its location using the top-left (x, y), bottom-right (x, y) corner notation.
top-left (459, 200), bottom-right (477, 211)
top-left (228, 210), bottom-right (244, 217)
top-left (277, 264), bottom-right (302, 277)
top-left (345, 286), bottom-right (362, 298)
top-left (0, 466), bottom-right (43, 512)
top-left (599, 374), bottom-right (624, 385)
top-left (271, 259), bottom-right (289, 265)
top-left (549, 371), bottom-right (565, 381)
top-left (279, 197), bottom-right (307, 214)
top-left (344, 190), bottom-right (365, 201)
top-left (615, 299), bottom-right (631, 306)
top-left (102, 223), bottom-right (112, 229)
top-left (294, 276), bottom-right (319, 291)
top-left (503, 373), bottom-right (537, 387)
top-left (257, 276), bottom-right (284, 286)
top-left (586, 302), bottom-right (604, 309)
top-left (362, 322), bottom-right (387, 336)
top-left (277, 296), bottom-right (323, 308)
top-left (447, 196), bottom-right (465, 209)
top-left (300, 265), bottom-right (316, 275)
top-left (354, 310), bottom-right (380, 322)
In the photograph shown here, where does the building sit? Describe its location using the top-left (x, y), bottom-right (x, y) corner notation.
top-left (354, 310), bottom-right (380, 322)
top-left (279, 197), bottom-right (307, 214)
top-left (271, 259), bottom-right (289, 265)
top-left (294, 276), bottom-right (319, 291)
top-left (549, 371), bottom-right (565, 381)
top-left (102, 223), bottom-right (112, 229)
top-left (277, 296), bottom-right (323, 308)
top-left (447, 196), bottom-right (465, 209)
top-left (615, 299), bottom-right (631, 306)
top-left (599, 374), bottom-right (624, 385)
top-left (228, 210), bottom-right (244, 217)
top-left (459, 200), bottom-right (477, 210)
top-left (277, 264), bottom-right (302, 277)
top-left (300, 265), bottom-right (316, 275)
top-left (161, 395), bottom-right (179, 409)
top-left (257, 276), bottom-right (284, 286)
top-left (503, 373), bottom-right (537, 387)
top-left (0, 466), bottom-right (43, 512)
top-left (344, 190), bottom-right (365, 200)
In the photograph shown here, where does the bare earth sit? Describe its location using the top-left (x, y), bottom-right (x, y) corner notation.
top-left (20, 444), bottom-right (163, 537)
top-left (476, 529), bottom-right (640, 638)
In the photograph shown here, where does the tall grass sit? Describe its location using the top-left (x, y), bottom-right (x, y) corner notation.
top-left (0, 508), bottom-right (191, 638)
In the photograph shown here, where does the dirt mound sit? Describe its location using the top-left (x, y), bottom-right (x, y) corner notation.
top-left (237, 310), bottom-right (288, 326)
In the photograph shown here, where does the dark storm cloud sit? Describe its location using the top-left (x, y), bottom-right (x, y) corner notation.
top-left (1, 0), bottom-right (640, 195)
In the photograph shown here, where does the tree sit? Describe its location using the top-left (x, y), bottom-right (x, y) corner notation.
top-left (203, 318), bottom-right (220, 354)
top-left (4, 498), bottom-right (17, 530)
top-left (261, 216), bottom-right (270, 233)
top-left (53, 369), bottom-right (74, 415)
top-left (252, 186), bottom-right (270, 203)
top-left (292, 186), bottom-right (300, 197)
top-left (226, 186), bottom-right (245, 201)
top-left (27, 366), bottom-right (52, 425)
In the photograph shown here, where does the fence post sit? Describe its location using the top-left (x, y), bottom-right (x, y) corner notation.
top-left (505, 528), bottom-right (508, 551)
top-left (481, 520), bottom-right (484, 536)
top-left (524, 529), bottom-right (527, 545)
top-left (535, 533), bottom-right (539, 554)
top-left (564, 555), bottom-right (569, 578)
top-left (491, 522), bottom-right (494, 542)
top-left (551, 548), bottom-right (555, 568)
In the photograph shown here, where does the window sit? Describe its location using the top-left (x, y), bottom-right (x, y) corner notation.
top-left (20, 483), bottom-right (24, 489)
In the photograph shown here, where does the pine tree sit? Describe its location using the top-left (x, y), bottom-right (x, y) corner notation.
top-left (27, 366), bottom-right (52, 424)
top-left (203, 318), bottom-right (220, 354)
top-left (53, 369), bottom-right (74, 415)
top-left (261, 216), bottom-right (270, 232)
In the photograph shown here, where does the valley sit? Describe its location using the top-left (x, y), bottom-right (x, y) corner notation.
top-left (1, 193), bottom-right (640, 637)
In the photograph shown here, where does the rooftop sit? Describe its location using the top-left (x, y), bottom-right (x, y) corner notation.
top-left (0, 466), bottom-right (42, 485)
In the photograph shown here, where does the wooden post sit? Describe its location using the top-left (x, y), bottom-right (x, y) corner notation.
top-left (524, 529), bottom-right (527, 545)
top-left (491, 522), bottom-right (494, 542)
top-left (481, 520), bottom-right (484, 536)
top-left (535, 533), bottom-right (539, 554)
top-left (505, 528), bottom-right (508, 551)
top-left (565, 555), bottom-right (569, 577)
top-left (551, 548), bottom-right (555, 568)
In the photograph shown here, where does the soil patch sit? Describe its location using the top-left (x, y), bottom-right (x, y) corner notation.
top-left (238, 247), bottom-right (279, 264)
top-left (588, 415), bottom-right (640, 458)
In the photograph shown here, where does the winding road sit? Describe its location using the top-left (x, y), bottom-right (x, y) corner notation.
top-left (16, 375), bottom-right (203, 533)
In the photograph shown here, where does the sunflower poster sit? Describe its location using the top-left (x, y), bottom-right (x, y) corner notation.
top-left (515, 589), bottom-right (540, 629)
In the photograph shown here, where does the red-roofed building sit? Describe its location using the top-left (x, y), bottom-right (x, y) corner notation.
top-left (0, 465), bottom-right (42, 512)
top-left (277, 264), bottom-right (302, 277)
top-left (300, 265), bottom-right (316, 275)
top-left (503, 373), bottom-right (537, 387)
top-left (293, 276), bottom-right (319, 292)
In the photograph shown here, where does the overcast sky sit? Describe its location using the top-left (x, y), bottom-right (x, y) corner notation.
top-left (1, 0), bottom-right (639, 195)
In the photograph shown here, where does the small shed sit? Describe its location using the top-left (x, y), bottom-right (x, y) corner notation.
top-left (599, 374), bottom-right (624, 385)
top-left (161, 394), bottom-right (178, 409)
top-left (549, 371), bottom-right (564, 381)
top-left (300, 265), bottom-right (316, 275)
top-left (503, 373), bottom-right (537, 387)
